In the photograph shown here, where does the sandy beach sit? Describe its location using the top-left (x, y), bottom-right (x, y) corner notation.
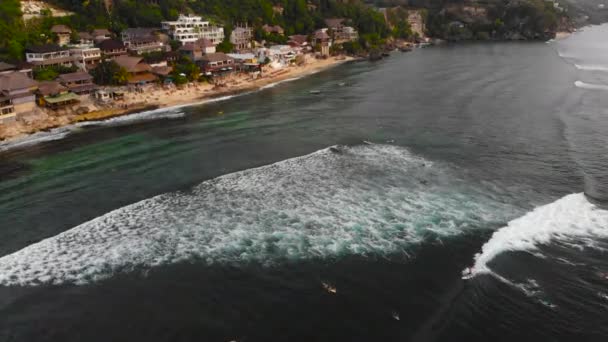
top-left (0, 56), bottom-right (354, 142)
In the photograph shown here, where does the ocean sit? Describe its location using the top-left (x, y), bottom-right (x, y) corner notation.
top-left (0, 25), bottom-right (607, 341)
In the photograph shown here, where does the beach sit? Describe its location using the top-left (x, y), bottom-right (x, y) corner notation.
top-left (0, 55), bottom-right (354, 142)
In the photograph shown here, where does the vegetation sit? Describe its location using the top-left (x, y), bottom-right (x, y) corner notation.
top-left (33, 65), bottom-right (78, 81)
top-left (91, 61), bottom-right (129, 85)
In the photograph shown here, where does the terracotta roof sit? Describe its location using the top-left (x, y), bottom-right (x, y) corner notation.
top-left (152, 66), bottom-right (173, 76)
top-left (98, 39), bottom-right (126, 51)
top-left (288, 35), bottom-right (308, 45)
top-left (51, 25), bottom-right (72, 34)
top-left (58, 72), bottom-right (93, 83)
top-left (201, 53), bottom-right (234, 63)
top-left (314, 30), bottom-right (330, 40)
top-left (78, 32), bottom-right (94, 40)
top-left (92, 29), bottom-right (112, 36)
top-left (0, 72), bottom-right (37, 92)
top-left (127, 73), bottom-right (158, 84)
top-left (37, 81), bottom-right (68, 96)
top-left (262, 25), bottom-right (284, 34)
top-left (0, 62), bottom-right (16, 72)
top-left (113, 55), bottom-right (151, 73)
top-left (325, 18), bottom-right (345, 28)
top-left (26, 44), bottom-right (68, 53)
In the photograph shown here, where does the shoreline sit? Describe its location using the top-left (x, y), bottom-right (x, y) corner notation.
top-left (0, 56), bottom-right (354, 145)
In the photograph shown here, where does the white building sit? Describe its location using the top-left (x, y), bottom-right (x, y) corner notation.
top-left (161, 14), bottom-right (224, 45)
top-left (70, 46), bottom-right (101, 71)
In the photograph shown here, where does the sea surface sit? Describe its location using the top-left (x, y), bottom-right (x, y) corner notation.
top-left (1, 25), bottom-right (608, 342)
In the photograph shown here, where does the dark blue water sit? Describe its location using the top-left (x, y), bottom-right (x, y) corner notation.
top-left (0, 26), bottom-right (607, 341)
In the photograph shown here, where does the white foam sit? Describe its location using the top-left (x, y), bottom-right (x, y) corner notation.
top-left (0, 144), bottom-right (515, 286)
top-left (574, 80), bottom-right (608, 91)
top-left (574, 64), bottom-right (608, 72)
top-left (469, 193), bottom-right (608, 277)
top-left (0, 127), bottom-right (71, 152)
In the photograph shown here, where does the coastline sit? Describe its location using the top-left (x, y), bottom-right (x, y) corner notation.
top-left (0, 56), bottom-right (354, 144)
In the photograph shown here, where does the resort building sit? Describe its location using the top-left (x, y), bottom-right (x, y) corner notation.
top-left (161, 14), bottom-right (225, 45)
top-left (51, 25), bottom-right (72, 46)
top-left (179, 38), bottom-right (216, 61)
top-left (58, 71), bottom-right (97, 95)
top-left (0, 72), bottom-right (38, 122)
top-left (70, 46), bottom-right (101, 71)
top-left (25, 44), bottom-right (73, 68)
top-left (324, 18), bottom-right (358, 43)
top-left (288, 35), bottom-right (309, 47)
top-left (121, 28), bottom-right (169, 54)
top-left (36, 81), bottom-right (79, 109)
top-left (92, 29), bottom-right (112, 43)
top-left (98, 39), bottom-right (127, 58)
top-left (407, 10), bottom-right (426, 38)
top-left (313, 30), bottom-right (332, 56)
top-left (230, 26), bottom-right (253, 51)
top-left (199, 53), bottom-right (235, 76)
top-left (113, 55), bottom-right (157, 85)
top-left (77, 32), bottom-right (94, 46)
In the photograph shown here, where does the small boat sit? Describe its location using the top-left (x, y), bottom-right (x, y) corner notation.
top-left (309, 90), bottom-right (321, 94)
top-left (338, 82), bottom-right (346, 87)
top-left (382, 52), bottom-right (390, 57)
top-left (399, 47), bottom-right (413, 53)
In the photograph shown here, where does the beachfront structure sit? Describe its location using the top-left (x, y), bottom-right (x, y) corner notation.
top-left (113, 55), bottom-right (157, 85)
top-left (70, 46), bottom-right (101, 71)
top-left (199, 53), bottom-right (235, 76)
top-left (268, 45), bottom-right (298, 63)
top-left (0, 72), bottom-right (38, 123)
top-left (51, 25), bottom-right (72, 46)
top-left (407, 10), bottom-right (426, 38)
top-left (227, 53), bottom-right (260, 72)
top-left (58, 71), bottom-right (97, 95)
top-left (98, 39), bottom-right (127, 58)
top-left (313, 30), bottom-right (332, 56)
top-left (230, 26), bottom-right (253, 51)
top-left (36, 81), bottom-right (79, 109)
top-left (324, 18), bottom-right (359, 43)
top-left (179, 38), bottom-right (216, 61)
top-left (26, 44), bottom-right (73, 68)
top-left (161, 14), bottom-right (225, 45)
top-left (288, 35), bottom-right (309, 47)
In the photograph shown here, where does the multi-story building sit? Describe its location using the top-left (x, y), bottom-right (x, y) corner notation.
top-left (51, 25), bottom-right (72, 46)
top-left (70, 46), bottom-right (102, 71)
top-left (98, 39), bottom-right (127, 58)
top-left (230, 26), bottom-right (253, 51)
top-left (25, 44), bottom-right (73, 68)
top-left (179, 38), bottom-right (216, 62)
top-left (0, 72), bottom-right (38, 122)
top-left (325, 18), bottom-right (359, 43)
top-left (58, 71), bottom-right (97, 95)
top-left (161, 14), bottom-right (224, 45)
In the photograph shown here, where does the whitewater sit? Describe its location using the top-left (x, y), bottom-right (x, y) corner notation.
top-left (0, 144), bottom-right (519, 286)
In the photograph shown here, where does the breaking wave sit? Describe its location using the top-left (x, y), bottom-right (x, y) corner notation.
top-left (469, 193), bottom-right (608, 277)
top-left (574, 64), bottom-right (608, 72)
top-left (574, 80), bottom-right (608, 91)
top-left (0, 144), bottom-right (517, 287)
top-left (0, 127), bottom-right (71, 152)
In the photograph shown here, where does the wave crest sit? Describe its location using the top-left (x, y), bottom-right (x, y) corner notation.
top-left (469, 193), bottom-right (608, 277)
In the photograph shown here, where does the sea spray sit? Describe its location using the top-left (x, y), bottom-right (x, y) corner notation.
top-left (0, 144), bottom-right (517, 286)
